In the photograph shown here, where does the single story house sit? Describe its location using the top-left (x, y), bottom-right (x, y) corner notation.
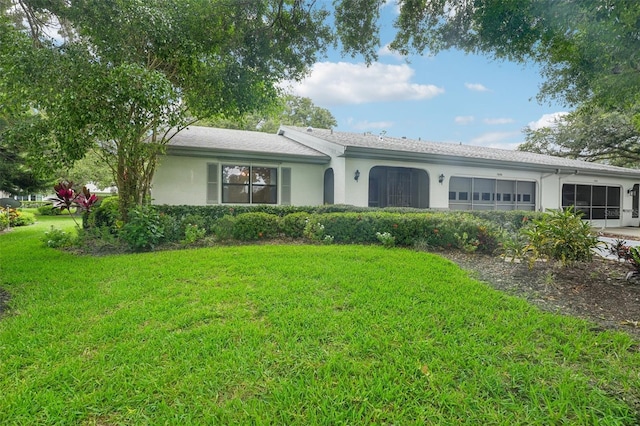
top-left (152, 125), bottom-right (640, 228)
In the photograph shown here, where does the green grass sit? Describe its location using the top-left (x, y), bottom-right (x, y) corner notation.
top-left (1, 217), bottom-right (639, 424)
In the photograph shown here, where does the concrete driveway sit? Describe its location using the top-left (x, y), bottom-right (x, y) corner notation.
top-left (594, 227), bottom-right (640, 261)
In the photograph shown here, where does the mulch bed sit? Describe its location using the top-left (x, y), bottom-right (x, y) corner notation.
top-left (440, 250), bottom-right (640, 341)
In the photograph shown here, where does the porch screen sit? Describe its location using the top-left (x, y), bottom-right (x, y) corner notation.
top-left (449, 177), bottom-right (535, 211)
top-left (561, 184), bottom-right (620, 219)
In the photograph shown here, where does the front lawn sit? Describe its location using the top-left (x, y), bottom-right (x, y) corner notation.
top-left (1, 218), bottom-right (639, 424)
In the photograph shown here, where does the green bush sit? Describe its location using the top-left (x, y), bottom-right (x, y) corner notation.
top-left (158, 213), bottom-right (182, 243)
top-left (213, 215), bottom-right (235, 241)
top-left (86, 196), bottom-right (120, 234)
top-left (42, 226), bottom-right (75, 248)
top-left (280, 212), bottom-right (310, 238)
top-left (10, 210), bottom-right (36, 227)
top-left (182, 223), bottom-right (207, 245)
top-left (519, 207), bottom-right (601, 267)
top-left (232, 212), bottom-right (280, 241)
top-left (37, 205), bottom-right (61, 216)
top-left (0, 212), bottom-right (8, 231)
top-left (119, 204), bottom-right (164, 251)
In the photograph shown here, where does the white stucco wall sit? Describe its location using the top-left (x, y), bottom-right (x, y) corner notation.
top-left (153, 152), bottom-right (640, 227)
top-left (151, 155), bottom-right (324, 206)
top-left (152, 156), bottom-right (208, 205)
top-left (328, 157), bottom-right (640, 226)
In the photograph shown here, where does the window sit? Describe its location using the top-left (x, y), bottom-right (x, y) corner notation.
top-left (220, 164), bottom-right (278, 204)
top-left (562, 184), bottom-right (620, 219)
top-left (207, 164), bottom-right (218, 204)
top-left (449, 177), bottom-right (536, 211)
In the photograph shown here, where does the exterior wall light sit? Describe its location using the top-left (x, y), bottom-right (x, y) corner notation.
top-left (438, 173), bottom-right (445, 184)
top-left (354, 170), bottom-right (360, 182)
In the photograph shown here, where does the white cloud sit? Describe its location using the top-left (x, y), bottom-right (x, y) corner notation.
top-left (527, 112), bottom-right (569, 130)
top-left (465, 82), bottom-right (490, 92)
top-left (348, 119), bottom-right (395, 131)
top-left (470, 131), bottom-right (522, 149)
top-left (454, 116), bottom-right (475, 125)
top-left (483, 117), bottom-right (514, 125)
top-left (284, 62), bottom-right (444, 106)
top-left (378, 43), bottom-right (405, 60)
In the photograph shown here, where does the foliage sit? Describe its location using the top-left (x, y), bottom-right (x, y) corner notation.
top-left (213, 215), bottom-right (235, 241)
top-left (0, 210), bottom-right (7, 231)
top-left (0, 207), bottom-right (35, 228)
top-left (36, 205), bottom-right (61, 216)
top-left (1, 0), bottom-right (358, 221)
top-left (303, 219), bottom-right (328, 242)
top-left (231, 212), bottom-right (280, 241)
top-left (608, 239), bottom-right (640, 281)
top-left (62, 149), bottom-right (116, 190)
top-left (200, 95), bottom-right (337, 133)
top-left (521, 106), bottom-right (640, 168)
top-left (41, 226), bottom-right (74, 248)
top-left (388, 0), bottom-right (640, 113)
top-left (279, 212), bottom-right (310, 238)
top-left (119, 205), bottom-right (164, 252)
top-left (519, 207), bottom-right (602, 267)
top-left (46, 181), bottom-right (98, 227)
top-left (85, 196), bottom-right (120, 235)
top-left (375, 231), bottom-right (395, 248)
top-left (181, 224), bottom-right (206, 245)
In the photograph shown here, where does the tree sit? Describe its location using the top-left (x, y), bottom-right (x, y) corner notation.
top-left (520, 106), bottom-right (640, 168)
top-left (385, 0), bottom-right (640, 112)
top-left (1, 0), bottom-right (356, 220)
top-left (0, 114), bottom-right (55, 195)
top-left (200, 95), bottom-right (337, 133)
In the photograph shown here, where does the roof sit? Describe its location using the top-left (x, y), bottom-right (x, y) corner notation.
top-left (165, 126), bottom-right (330, 164)
top-left (280, 126), bottom-right (640, 177)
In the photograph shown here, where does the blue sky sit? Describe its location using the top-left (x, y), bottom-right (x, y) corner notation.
top-left (284, 4), bottom-right (569, 150)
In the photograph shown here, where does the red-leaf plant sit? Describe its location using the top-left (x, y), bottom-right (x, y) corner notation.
top-left (47, 181), bottom-right (98, 227)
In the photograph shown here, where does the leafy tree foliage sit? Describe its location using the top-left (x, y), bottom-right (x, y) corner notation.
top-left (0, 0), bottom-right (350, 220)
top-left (520, 107), bottom-right (640, 168)
top-left (200, 95), bottom-right (337, 133)
top-left (387, 0), bottom-right (640, 110)
top-left (0, 115), bottom-right (54, 195)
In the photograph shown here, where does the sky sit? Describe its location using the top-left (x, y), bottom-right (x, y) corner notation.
top-left (283, 3), bottom-right (569, 150)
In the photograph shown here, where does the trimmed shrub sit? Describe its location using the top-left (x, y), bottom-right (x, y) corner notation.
top-left (7, 209), bottom-right (36, 227)
top-left (280, 212), bottom-right (310, 238)
top-left (213, 215), bottom-right (235, 241)
top-left (232, 212), bottom-right (280, 241)
top-left (0, 212), bottom-right (8, 231)
top-left (37, 205), bottom-right (61, 216)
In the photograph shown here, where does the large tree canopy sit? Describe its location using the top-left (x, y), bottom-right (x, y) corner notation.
top-left (389, 0), bottom-right (640, 111)
top-left (520, 106), bottom-right (640, 168)
top-left (0, 0), bottom-right (349, 217)
top-left (201, 95), bottom-right (338, 133)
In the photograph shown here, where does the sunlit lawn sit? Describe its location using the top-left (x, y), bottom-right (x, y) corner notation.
top-left (1, 216), bottom-right (639, 424)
